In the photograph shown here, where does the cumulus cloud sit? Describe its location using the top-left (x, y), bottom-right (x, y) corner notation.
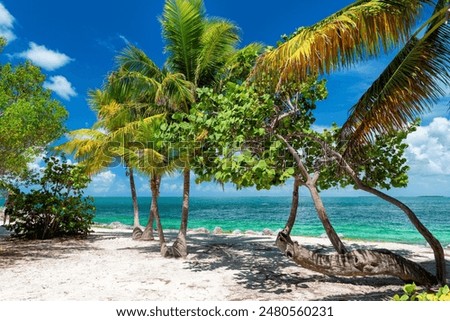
top-left (44, 75), bottom-right (77, 100)
top-left (18, 42), bottom-right (73, 71)
top-left (406, 117), bottom-right (450, 176)
top-left (0, 3), bottom-right (15, 42)
top-left (91, 171), bottom-right (117, 194)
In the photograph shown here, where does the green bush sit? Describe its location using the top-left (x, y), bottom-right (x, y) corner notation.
top-left (5, 156), bottom-right (95, 239)
top-left (393, 283), bottom-right (450, 301)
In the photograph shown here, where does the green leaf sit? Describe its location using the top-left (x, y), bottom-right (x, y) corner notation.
top-left (403, 283), bottom-right (416, 296)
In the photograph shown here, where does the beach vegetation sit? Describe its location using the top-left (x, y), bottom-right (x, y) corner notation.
top-left (93, 0), bottom-right (243, 258)
top-left (393, 283), bottom-right (450, 301)
top-left (55, 0), bottom-right (449, 286)
top-left (58, 86), bottom-right (152, 229)
top-left (0, 38), bottom-right (67, 182)
top-left (107, 45), bottom-right (195, 254)
top-left (183, 76), bottom-right (439, 285)
top-left (241, 0), bottom-right (448, 286)
top-left (4, 156), bottom-right (94, 240)
top-left (156, 0), bottom-right (241, 258)
top-left (171, 0), bottom-right (448, 285)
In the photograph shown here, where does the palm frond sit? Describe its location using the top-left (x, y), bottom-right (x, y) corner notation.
top-left (252, 0), bottom-right (424, 89)
top-left (158, 72), bottom-right (195, 111)
top-left (117, 45), bottom-right (163, 79)
top-left (161, 0), bottom-right (205, 81)
top-left (109, 114), bottom-right (166, 143)
top-left (195, 19), bottom-right (240, 86)
top-left (340, 5), bottom-right (450, 156)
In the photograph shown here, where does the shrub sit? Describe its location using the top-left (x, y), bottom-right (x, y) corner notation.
top-left (393, 283), bottom-right (450, 301)
top-left (5, 156), bottom-right (95, 239)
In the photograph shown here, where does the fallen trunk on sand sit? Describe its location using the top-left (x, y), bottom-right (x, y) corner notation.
top-left (276, 230), bottom-right (438, 286)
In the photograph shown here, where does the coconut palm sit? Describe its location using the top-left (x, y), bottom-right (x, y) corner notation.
top-left (337, 0), bottom-right (450, 285)
top-left (58, 85), bottom-right (163, 228)
top-left (111, 44), bottom-right (195, 254)
top-left (159, 0), bottom-right (240, 257)
top-left (253, 0), bottom-right (449, 146)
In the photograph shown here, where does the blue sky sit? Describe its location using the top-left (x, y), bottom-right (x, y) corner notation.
top-left (1, 0), bottom-right (449, 197)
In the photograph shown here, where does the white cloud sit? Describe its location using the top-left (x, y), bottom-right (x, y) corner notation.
top-left (90, 171), bottom-right (117, 194)
top-left (44, 75), bottom-right (77, 100)
top-left (0, 3), bottom-right (15, 42)
top-left (406, 117), bottom-right (450, 176)
top-left (18, 42), bottom-right (73, 71)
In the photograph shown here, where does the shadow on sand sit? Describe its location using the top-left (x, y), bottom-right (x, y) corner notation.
top-left (1, 227), bottom-right (448, 301)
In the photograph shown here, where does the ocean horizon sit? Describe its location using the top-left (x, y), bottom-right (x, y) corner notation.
top-left (91, 196), bottom-right (450, 246)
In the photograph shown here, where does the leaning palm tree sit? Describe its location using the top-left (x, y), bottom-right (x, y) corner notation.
top-left (251, 0), bottom-right (449, 285)
top-left (337, 0), bottom-right (450, 285)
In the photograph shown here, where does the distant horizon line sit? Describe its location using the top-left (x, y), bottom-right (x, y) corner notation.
top-left (87, 195), bottom-right (447, 199)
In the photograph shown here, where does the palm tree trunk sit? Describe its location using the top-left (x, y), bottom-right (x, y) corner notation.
top-left (355, 182), bottom-right (446, 285)
top-left (141, 175), bottom-right (162, 241)
top-left (128, 167), bottom-right (140, 228)
top-left (171, 167), bottom-right (190, 258)
top-left (276, 231), bottom-right (437, 286)
top-left (146, 174), bottom-right (171, 256)
top-left (285, 175), bottom-right (301, 234)
top-left (143, 208), bottom-right (155, 240)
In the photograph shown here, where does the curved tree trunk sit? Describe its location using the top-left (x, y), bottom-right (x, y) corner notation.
top-left (293, 132), bottom-right (445, 286)
top-left (276, 230), bottom-right (438, 286)
top-left (306, 180), bottom-right (348, 254)
top-left (276, 134), bottom-right (347, 254)
top-left (127, 167), bottom-right (140, 228)
top-left (324, 145), bottom-right (446, 285)
top-left (355, 182), bottom-right (447, 285)
top-left (141, 175), bottom-right (162, 240)
top-left (285, 175), bottom-right (301, 234)
top-left (170, 167), bottom-right (190, 258)
top-left (141, 210), bottom-right (155, 240)
top-left (147, 175), bottom-right (171, 256)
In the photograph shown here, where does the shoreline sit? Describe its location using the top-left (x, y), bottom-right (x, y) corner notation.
top-left (1, 226), bottom-right (448, 301)
top-left (95, 222), bottom-right (450, 248)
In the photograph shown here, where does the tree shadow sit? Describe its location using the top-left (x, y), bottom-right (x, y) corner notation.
top-left (0, 236), bottom-right (96, 267)
top-left (183, 234), bottom-right (443, 300)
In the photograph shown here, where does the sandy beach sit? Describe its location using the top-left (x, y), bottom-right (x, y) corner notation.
top-left (0, 226), bottom-right (448, 301)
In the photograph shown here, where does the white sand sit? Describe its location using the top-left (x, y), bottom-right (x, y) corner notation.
top-left (0, 226), bottom-right (448, 301)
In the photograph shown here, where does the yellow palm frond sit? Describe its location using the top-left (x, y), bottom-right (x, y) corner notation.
top-left (252, 0), bottom-right (423, 89)
top-left (340, 5), bottom-right (450, 156)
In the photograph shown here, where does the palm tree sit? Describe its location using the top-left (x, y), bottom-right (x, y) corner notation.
top-left (111, 45), bottom-right (195, 254)
top-left (251, 0), bottom-right (449, 285)
top-left (59, 86), bottom-right (162, 228)
top-left (158, 0), bottom-right (240, 257)
top-left (337, 0), bottom-right (450, 285)
top-left (253, 0), bottom-right (449, 146)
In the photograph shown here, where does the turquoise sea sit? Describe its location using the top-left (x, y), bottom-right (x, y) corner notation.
top-left (92, 196), bottom-right (450, 246)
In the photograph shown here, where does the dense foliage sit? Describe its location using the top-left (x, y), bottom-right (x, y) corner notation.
top-left (163, 78), bottom-right (413, 194)
top-left (0, 40), bottom-right (67, 180)
top-left (5, 156), bottom-right (94, 239)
